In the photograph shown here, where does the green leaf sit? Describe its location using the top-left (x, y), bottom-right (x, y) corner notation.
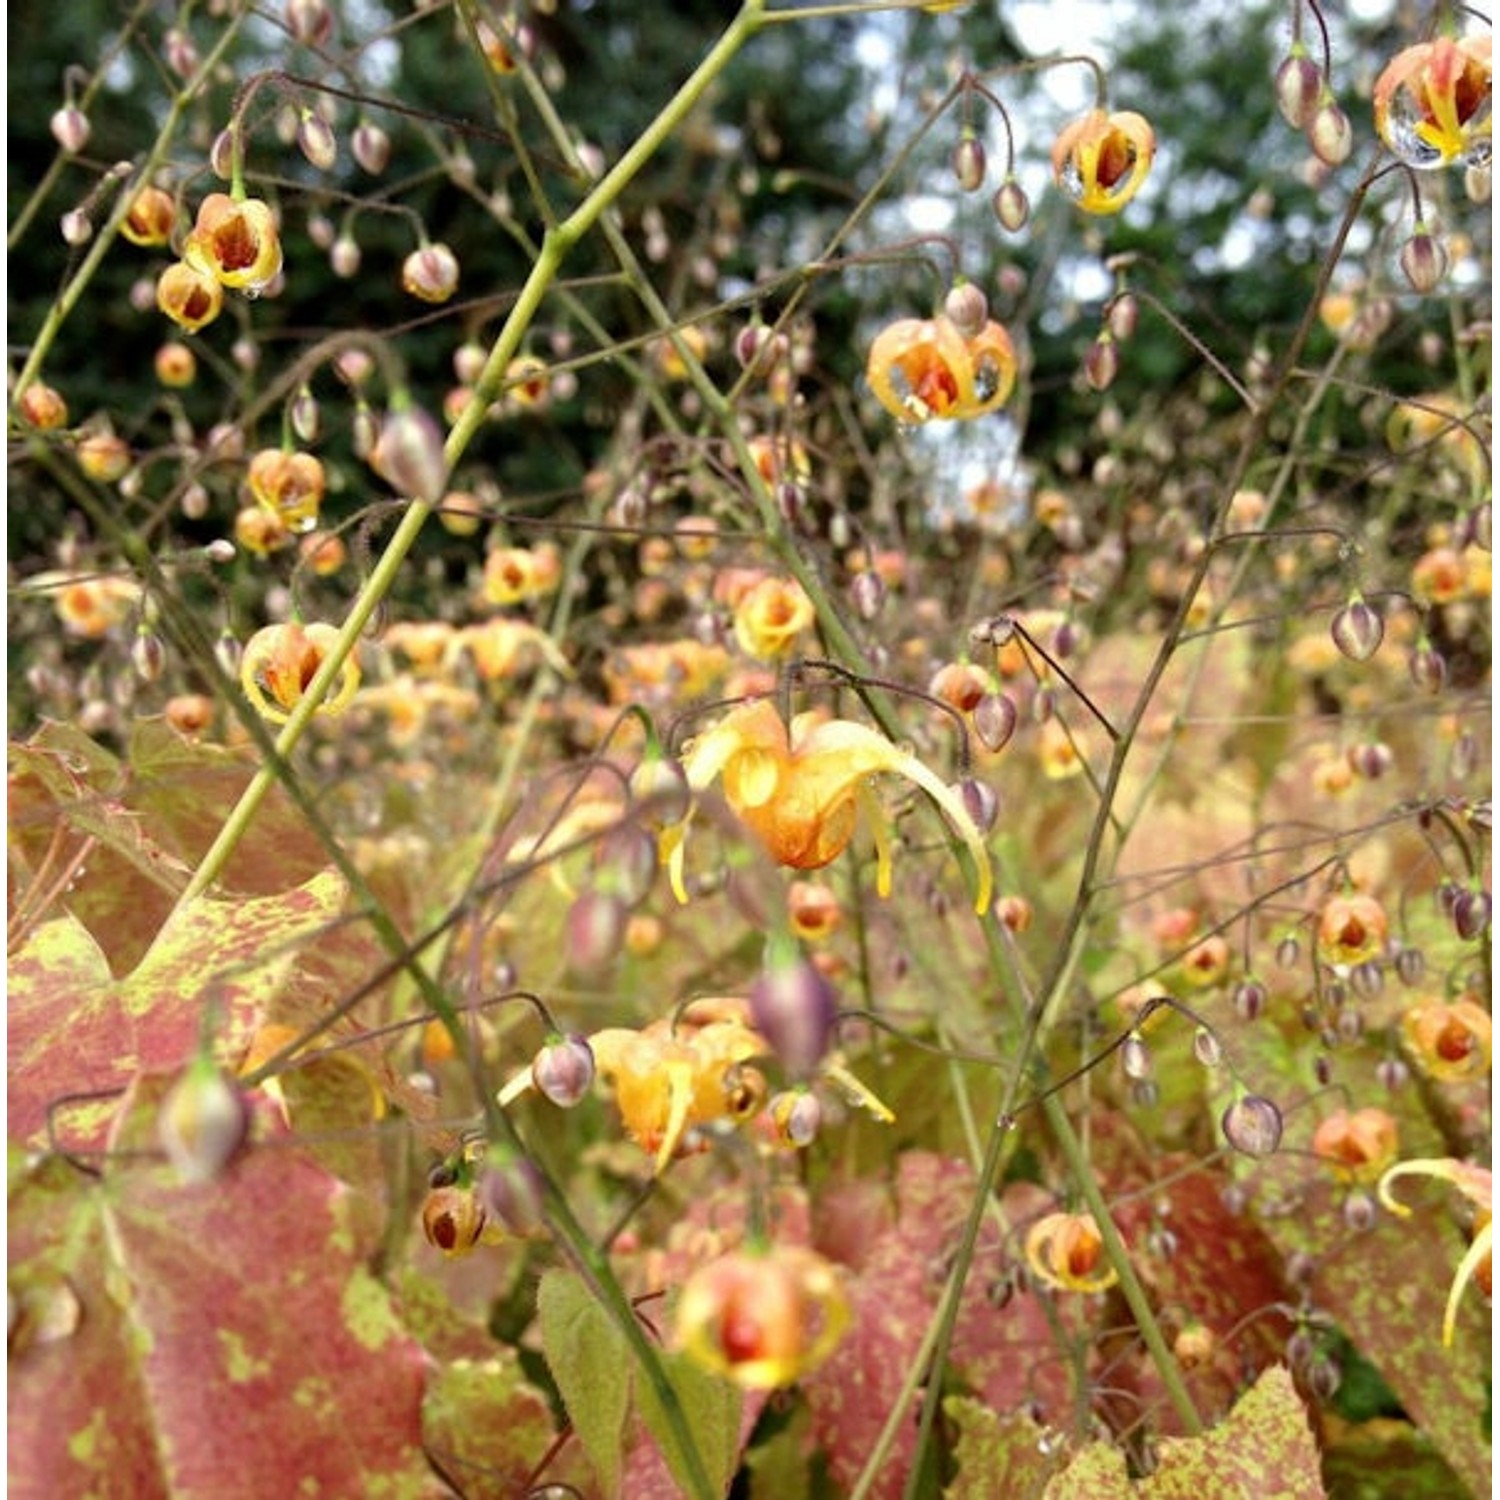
top-left (537, 1268), bottom-right (631, 1496)
top-left (943, 1397), bottom-right (1066, 1499)
top-left (634, 1346), bottom-right (743, 1499)
top-left (421, 1356), bottom-right (558, 1500)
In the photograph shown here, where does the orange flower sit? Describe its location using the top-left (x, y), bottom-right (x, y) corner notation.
top-left (1051, 108), bottom-right (1156, 214)
top-left (239, 621), bottom-right (360, 723)
top-left (732, 575), bottom-right (815, 660)
top-left (866, 315), bottom-right (1017, 424)
top-left (16, 383), bottom-right (68, 430)
top-left (154, 341), bottom-right (197, 387)
top-left (156, 260), bottom-right (224, 333)
top-left (675, 1244), bottom-right (849, 1389)
top-left (120, 185), bottom-right (176, 247)
top-left (75, 432), bottom-right (132, 483)
top-left (457, 619), bottom-right (568, 681)
top-left (234, 505), bottom-right (293, 558)
top-left (1378, 1157), bottom-right (1491, 1346)
top-left (1316, 892), bottom-right (1388, 967)
top-left (247, 449), bottom-right (326, 532)
top-left (1311, 1106), bottom-right (1400, 1183)
top-left (1374, 36), bottom-right (1492, 169)
top-left (666, 698), bottom-right (993, 913)
top-left (39, 573), bottom-right (139, 638)
top-left (184, 193), bottom-right (282, 294)
top-left (481, 543), bottom-right (561, 607)
top-left (1024, 1211), bottom-right (1120, 1293)
top-left (1402, 997), bottom-right (1492, 1083)
top-left (788, 880), bottom-right (841, 942)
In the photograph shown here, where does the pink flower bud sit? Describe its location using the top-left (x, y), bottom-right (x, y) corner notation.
top-left (1330, 596), bottom-right (1383, 661)
top-left (1274, 51), bottom-right (1322, 129)
top-left (1222, 1094), bottom-right (1283, 1157)
top-left (992, 178), bottom-right (1030, 232)
top-left (352, 120), bottom-right (391, 175)
top-left (749, 948), bottom-right (838, 1077)
top-left (952, 134), bottom-right (987, 192)
top-left (972, 692), bottom-right (1018, 753)
top-left (1309, 99), bottom-right (1353, 166)
top-left (370, 404), bottom-right (448, 501)
top-left (60, 209), bottom-right (92, 246)
top-left (158, 1058), bottom-right (249, 1184)
top-left (1084, 333), bottom-right (1119, 392)
top-left (297, 111), bottom-right (338, 171)
top-left (564, 889), bottom-right (628, 976)
top-left (531, 1034), bottom-right (595, 1107)
top-left (943, 282), bottom-right (990, 339)
top-left (401, 242), bottom-right (460, 304)
top-left (50, 106), bottom-right (91, 155)
top-left (1399, 229), bottom-right (1448, 294)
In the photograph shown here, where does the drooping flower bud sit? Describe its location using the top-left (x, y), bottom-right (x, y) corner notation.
top-left (157, 1056), bottom-right (249, 1185)
top-left (50, 106), bottom-right (91, 155)
top-left (297, 110), bottom-right (338, 171)
top-left (1330, 595), bottom-right (1383, 661)
top-left (401, 242), bottom-right (460, 304)
top-left (1309, 97), bottom-right (1354, 166)
top-left (351, 120), bottom-right (391, 175)
top-left (1274, 50), bottom-right (1323, 129)
top-left (749, 938), bottom-right (839, 1077)
top-left (370, 403), bottom-right (448, 502)
top-left (952, 133), bottom-right (987, 192)
top-left (1084, 333), bottom-right (1119, 392)
top-left (972, 692), bottom-right (1018, 753)
top-left (1399, 227), bottom-right (1449, 293)
top-left (992, 178), bottom-right (1030, 231)
top-left (1222, 1094), bottom-right (1283, 1157)
top-left (943, 282), bottom-right (990, 339)
top-left (531, 1033), bottom-right (596, 1107)
top-left (564, 888), bottom-right (628, 976)
top-left (477, 1155), bottom-right (547, 1237)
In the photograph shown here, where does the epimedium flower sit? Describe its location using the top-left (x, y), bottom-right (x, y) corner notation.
top-left (1316, 891), bottom-right (1388, 968)
top-left (1401, 996), bottom-right (1492, 1083)
top-left (674, 1243), bottom-right (850, 1389)
top-left (1374, 35), bottom-right (1493, 170)
top-left (866, 314), bottom-right (1017, 424)
top-left (239, 621), bottom-right (361, 723)
top-left (481, 543), bottom-right (562, 607)
top-left (1051, 108), bottom-right (1156, 214)
top-left (247, 448), bottom-right (326, 532)
top-left (185, 193), bottom-right (283, 294)
top-left (665, 698), bottom-right (994, 913)
top-left (1311, 1106), bottom-right (1400, 1184)
top-left (156, 259), bottom-right (225, 333)
top-left (1024, 1211), bottom-right (1120, 1293)
top-left (732, 575), bottom-right (816, 660)
top-left (120, 185), bottom-right (177, 247)
top-left (1377, 1157), bottom-right (1491, 1347)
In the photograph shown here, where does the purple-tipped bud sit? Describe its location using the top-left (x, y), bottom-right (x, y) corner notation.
top-left (298, 111), bottom-right (338, 171)
top-left (952, 135), bottom-right (987, 192)
top-left (1309, 99), bottom-right (1353, 166)
top-left (564, 889), bottom-right (628, 976)
top-left (1399, 229), bottom-right (1448, 294)
top-left (50, 106), bottom-right (91, 155)
top-left (1330, 596), bottom-right (1383, 661)
top-left (1222, 1094), bottom-right (1283, 1157)
top-left (749, 948), bottom-right (838, 1077)
top-left (992, 178), bottom-right (1030, 232)
top-left (1121, 1033), bottom-right (1153, 1081)
top-left (972, 692), bottom-right (1018, 753)
top-left (371, 404), bottom-right (447, 502)
top-left (1106, 293), bottom-right (1139, 342)
top-left (132, 631), bottom-right (166, 683)
top-left (1192, 1027), bottom-right (1224, 1068)
top-left (1084, 334), bottom-right (1119, 392)
top-left (158, 1057), bottom-right (249, 1184)
top-left (1393, 946), bottom-right (1425, 986)
top-left (531, 1034), bottom-right (595, 1107)
top-left (850, 570), bottom-right (885, 621)
top-left (477, 1156), bottom-right (547, 1237)
top-left (286, 0), bottom-right (334, 45)
top-left (1347, 740), bottom-right (1395, 779)
top-left (1233, 978), bottom-right (1267, 1021)
top-left (1376, 1055), bottom-right (1410, 1092)
top-left (1274, 51), bottom-right (1322, 129)
top-left (290, 386), bottom-right (321, 444)
top-left (957, 777), bottom-right (999, 833)
top-left (769, 1090), bottom-right (823, 1147)
top-left (1348, 960), bottom-right (1384, 999)
top-left (352, 120), bottom-right (391, 175)
top-left (944, 282), bottom-right (990, 339)
top-left (1452, 888), bottom-right (1491, 941)
top-left (1407, 644), bottom-right (1448, 694)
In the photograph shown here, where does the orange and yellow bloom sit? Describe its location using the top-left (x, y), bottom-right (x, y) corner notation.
top-left (120, 185), bottom-right (177, 247)
top-left (674, 1244), bottom-right (850, 1388)
top-left (247, 448), bottom-right (326, 532)
top-left (665, 698), bottom-right (993, 913)
top-left (732, 575), bottom-right (815, 660)
top-left (156, 260), bottom-right (224, 333)
top-left (239, 621), bottom-right (361, 723)
top-left (1316, 892), bottom-right (1389, 967)
top-left (1311, 1106), bottom-right (1400, 1184)
top-left (1402, 997), bottom-right (1492, 1083)
top-left (1024, 1211), bottom-right (1120, 1293)
top-left (1374, 36), bottom-right (1492, 169)
top-left (866, 315), bottom-right (1017, 424)
top-left (185, 193), bottom-right (283, 294)
top-left (1051, 108), bottom-right (1156, 214)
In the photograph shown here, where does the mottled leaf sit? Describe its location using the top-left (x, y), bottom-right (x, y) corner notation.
top-left (421, 1355), bottom-right (558, 1499)
top-left (8, 1074), bottom-right (438, 1500)
top-left (943, 1397), bottom-right (1065, 1499)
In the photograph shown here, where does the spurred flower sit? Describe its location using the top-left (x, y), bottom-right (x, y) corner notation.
top-left (185, 193), bottom-right (283, 293)
top-left (239, 621), bottom-right (360, 722)
top-left (1378, 1157), bottom-right (1491, 1346)
top-left (121, 185), bottom-right (177, 247)
top-left (665, 698), bottom-right (993, 913)
top-left (156, 259), bottom-right (225, 333)
top-left (247, 448), bottom-right (326, 532)
top-left (1024, 1211), bottom-right (1120, 1293)
top-left (1312, 1106), bottom-right (1400, 1183)
top-left (1316, 892), bottom-right (1389, 967)
top-left (1401, 997), bottom-right (1492, 1082)
top-left (1052, 108), bottom-right (1156, 213)
top-left (866, 314), bottom-right (1017, 424)
top-left (1374, 36), bottom-right (1492, 169)
top-left (674, 1244), bottom-right (850, 1389)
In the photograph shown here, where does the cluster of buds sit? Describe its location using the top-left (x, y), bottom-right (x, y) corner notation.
top-left (1273, 42), bottom-right (1353, 165)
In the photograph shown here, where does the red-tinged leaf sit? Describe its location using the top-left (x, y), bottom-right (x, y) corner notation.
top-left (9, 1074), bottom-right (439, 1500)
top-left (942, 1397), bottom-right (1066, 1499)
top-left (8, 870), bottom-right (348, 1150)
top-left (538, 1267), bottom-right (632, 1496)
top-left (420, 1355), bottom-right (559, 1500)
top-left (1043, 1440), bottom-right (1134, 1499)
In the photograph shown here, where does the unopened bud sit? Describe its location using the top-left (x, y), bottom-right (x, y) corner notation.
top-left (1452, 888), bottom-right (1491, 941)
top-left (157, 1057), bottom-right (249, 1184)
top-left (629, 754), bottom-right (691, 827)
top-left (1222, 1094), bottom-right (1283, 1157)
top-left (1232, 978), bottom-right (1266, 1021)
top-left (401, 242), bottom-right (459, 304)
top-left (211, 128), bottom-right (236, 181)
top-left (531, 1034), bottom-right (595, 1107)
top-left (1399, 228), bottom-right (1448, 294)
top-left (163, 26), bottom-right (200, 78)
top-left (769, 1090), bottom-right (823, 1147)
top-left (1309, 98), bottom-right (1353, 166)
top-left (204, 538), bottom-right (236, 564)
top-left (956, 776), bottom-right (999, 833)
top-left (1084, 334), bottom-right (1119, 392)
top-left (1121, 1033), bottom-right (1153, 1081)
top-left (50, 106), bottom-right (91, 155)
top-left (297, 111), bottom-right (338, 171)
top-left (1407, 644), bottom-right (1447, 693)
top-left (952, 134), bottom-right (987, 192)
top-left (564, 889), bottom-right (628, 976)
top-left (290, 386), bottom-right (320, 444)
top-left (850, 569), bottom-right (885, 621)
top-left (330, 235), bottom-right (361, 278)
top-left (992, 178), bottom-right (1030, 232)
top-left (370, 404), bottom-right (447, 501)
top-left (132, 630), bottom-right (167, 683)
top-left (1330, 596), bottom-right (1383, 661)
top-left (1106, 293), bottom-right (1139, 342)
top-left (1274, 51), bottom-right (1322, 129)
top-left (1192, 1027), bottom-right (1224, 1068)
top-left (60, 208), bottom-right (92, 246)
top-left (352, 120), bottom-right (391, 175)
top-left (749, 944), bottom-right (838, 1077)
top-left (286, 0), bottom-right (334, 46)
top-left (972, 692), bottom-right (1018, 753)
top-left (477, 1156), bottom-right (546, 1236)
